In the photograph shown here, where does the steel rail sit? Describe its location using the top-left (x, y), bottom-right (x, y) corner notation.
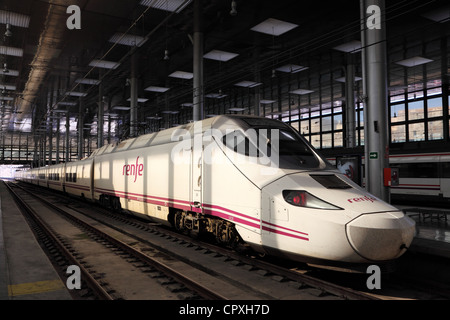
top-left (11, 182), bottom-right (227, 300)
top-left (5, 182), bottom-right (114, 300)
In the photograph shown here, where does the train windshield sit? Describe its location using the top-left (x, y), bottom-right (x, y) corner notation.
top-left (221, 117), bottom-right (329, 170)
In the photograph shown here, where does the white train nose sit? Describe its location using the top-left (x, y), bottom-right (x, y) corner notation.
top-left (345, 211), bottom-right (416, 261)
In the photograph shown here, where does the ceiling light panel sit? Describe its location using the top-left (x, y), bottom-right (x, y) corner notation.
top-left (0, 45), bottom-right (23, 57)
top-left (75, 78), bottom-right (100, 85)
top-left (169, 71), bottom-right (193, 79)
top-left (109, 33), bottom-right (147, 47)
top-left (65, 91), bottom-right (87, 97)
top-left (276, 64), bottom-right (308, 73)
top-left (145, 86), bottom-right (170, 92)
top-left (140, 0), bottom-right (192, 13)
top-left (126, 98), bottom-right (148, 102)
top-left (234, 81), bottom-right (262, 88)
top-left (250, 18), bottom-right (298, 36)
top-left (89, 59), bottom-right (120, 69)
top-left (0, 69), bottom-right (19, 76)
top-left (333, 40), bottom-right (361, 53)
top-left (204, 50), bottom-right (239, 62)
top-left (395, 56), bottom-right (433, 67)
top-left (0, 84), bottom-right (16, 90)
top-left (290, 89), bottom-right (314, 95)
top-left (206, 93), bottom-right (227, 99)
top-left (421, 6), bottom-right (450, 23)
top-left (0, 10), bottom-right (30, 28)
top-left (260, 99), bottom-right (276, 104)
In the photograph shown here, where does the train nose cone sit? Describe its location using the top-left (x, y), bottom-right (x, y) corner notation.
top-left (346, 211), bottom-right (415, 261)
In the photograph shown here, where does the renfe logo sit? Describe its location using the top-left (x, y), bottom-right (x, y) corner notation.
top-left (347, 195), bottom-right (377, 204)
top-left (123, 156), bottom-right (144, 182)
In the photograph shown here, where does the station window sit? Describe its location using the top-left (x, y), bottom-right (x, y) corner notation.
top-left (391, 124), bottom-right (406, 143)
top-left (300, 120), bottom-right (309, 135)
top-left (408, 100), bottom-right (424, 120)
top-left (322, 133), bottom-right (332, 149)
top-left (427, 97), bottom-right (443, 118)
top-left (408, 122), bottom-right (425, 142)
top-left (427, 120), bottom-right (443, 140)
top-left (391, 104), bottom-right (405, 123)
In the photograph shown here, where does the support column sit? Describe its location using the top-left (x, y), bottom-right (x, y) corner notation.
top-left (193, 0), bottom-right (204, 122)
top-left (345, 58), bottom-right (356, 148)
top-left (65, 113), bottom-right (70, 162)
top-left (130, 52), bottom-right (138, 137)
top-left (98, 74), bottom-right (104, 147)
top-left (78, 97), bottom-right (84, 159)
top-left (361, 0), bottom-right (389, 201)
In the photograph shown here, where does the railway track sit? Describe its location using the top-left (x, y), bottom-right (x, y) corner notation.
top-left (7, 181), bottom-right (381, 300)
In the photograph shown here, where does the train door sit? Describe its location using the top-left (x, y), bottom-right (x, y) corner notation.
top-left (191, 132), bottom-right (203, 211)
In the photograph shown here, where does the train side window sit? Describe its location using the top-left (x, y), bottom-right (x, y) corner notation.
top-left (442, 163), bottom-right (450, 178)
top-left (73, 173), bottom-right (77, 183)
top-left (396, 163), bottom-right (439, 178)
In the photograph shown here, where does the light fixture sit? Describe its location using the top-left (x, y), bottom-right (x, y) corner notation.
top-left (204, 50), bottom-right (239, 62)
top-left (251, 18), bottom-right (298, 36)
top-left (89, 59), bottom-right (120, 69)
top-left (139, 0), bottom-right (192, 13)
top-left (271, 69), bottom-right (276, 78)
top-left (230, 0), bottom-right (237, 16)
top-left (145, 86), bottom-right (170, 93)
top-left (109, 33), bottom-right (147, 47)
top-left (3, 63), bottom-right (9, 74)
top-left (234, 80), bottom-right (262, 88)
top-left (4, 23), bottom-right (12, 37)
top-left (290, 89), bottom-right (314, 95)
top-left (169, 71), bottom-right (193, 79)
top-left (164, 49), bottom-right (170, 60)
top-left (276, 64), bottom-right (308, 74)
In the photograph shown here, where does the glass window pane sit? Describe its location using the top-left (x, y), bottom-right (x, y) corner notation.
top-left (358, 129), bottom-right (365, 146)
top-left (391, 104), bottom-right (405, 123)
top-left (391, 125), bottom-right (406, 143)
top-left (428, 120), bottom-right (443, 140)
top-left (333, 114), bottom-right (343, 130)
top-left (427, 97), bottom-right (443, 118)
top-left (311, 119), bottom-right (320, 133)
top-left (358, 110), bottom-right (364, 127)
top-left (408, 122), bottom-right (425, 141)
top-left (290, 121), bottom-right (299, 132)
top-left (311, 134), bottom-right (320, 149)
top-left (408, 100), bottom-right (424, 120)
top-left (334, 131), bottom-right (343, 148)
top-left (322, 133), bottom-right (332, 149)
top-left (300, 120), bottom-right (309, 135)
top-left (322, 116), bottom-right (332, 132)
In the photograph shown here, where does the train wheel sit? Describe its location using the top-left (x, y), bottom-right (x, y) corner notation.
top-left (111, 197), bottom-right (121, 211)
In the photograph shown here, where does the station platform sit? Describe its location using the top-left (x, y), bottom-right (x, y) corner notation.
top-left (397, 205), bottom-right (450, 259)
top-left (0, 181), bottom-right (72, 300)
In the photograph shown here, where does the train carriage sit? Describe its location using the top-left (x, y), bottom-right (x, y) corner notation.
top-left (16, 115), bottom-right (416, 270)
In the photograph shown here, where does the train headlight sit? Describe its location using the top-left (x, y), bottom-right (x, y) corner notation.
top-left (282, 190), bottom-right (341, 210)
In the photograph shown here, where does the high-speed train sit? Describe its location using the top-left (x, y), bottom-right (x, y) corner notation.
top-left (16, 115), bottom-right (415, 270)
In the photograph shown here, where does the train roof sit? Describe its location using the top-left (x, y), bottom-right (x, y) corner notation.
top-left (88, 115), bottom-right (290, 157)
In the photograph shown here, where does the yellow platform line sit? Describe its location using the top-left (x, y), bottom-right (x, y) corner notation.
top-left (8, 279), bottom-right (65, 297)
